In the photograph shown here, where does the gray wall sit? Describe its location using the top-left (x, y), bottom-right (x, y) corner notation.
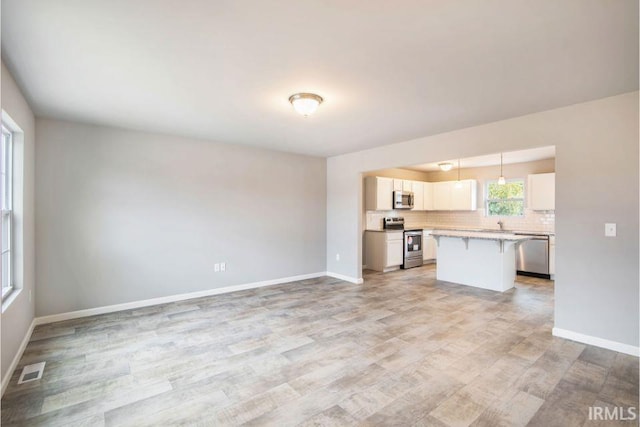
top-left (327, 92), bottom-right (639, 348)
top-left (35, 119), bottom-right (326, 316)
top-left (1, 63), bottom-right (36, 382)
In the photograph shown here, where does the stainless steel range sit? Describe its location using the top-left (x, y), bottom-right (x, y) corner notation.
top-left (383, 218), bottom-right (423, 269)
top-left (402, 229), bottom-right (423, 269)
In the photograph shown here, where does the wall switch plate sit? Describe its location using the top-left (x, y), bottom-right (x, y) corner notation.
top-left (214, 263), bottom-right (220, 272)
top-left (220, 262), bottom-right (226, 272)
top-left (336, 254), bottom-right (340, 261)
top-left (605, 223), bottom-right (617, 237)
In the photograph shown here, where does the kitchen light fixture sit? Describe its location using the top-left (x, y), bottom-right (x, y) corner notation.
top-left (289, 93), bottom-right (323, 117)
top-left (498, 153), bottom-right (506, 185)
top-left (438, 162), bottom-right (453, 172)
top-left (454, 159), bottom-right (463, 188)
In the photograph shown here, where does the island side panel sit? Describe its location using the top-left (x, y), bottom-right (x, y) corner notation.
top-left (435, 237), bottom-right (517, 292)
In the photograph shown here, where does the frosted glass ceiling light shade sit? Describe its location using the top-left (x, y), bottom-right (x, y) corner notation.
top-left (289, 93), bottom-right (323, 117)
top-left (438, 162), bottom-right (453, 172)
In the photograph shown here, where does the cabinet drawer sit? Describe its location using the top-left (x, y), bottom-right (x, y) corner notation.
top-left (385, 231), bottom-right (404, 242)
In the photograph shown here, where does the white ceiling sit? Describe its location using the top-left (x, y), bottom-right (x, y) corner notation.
top-left (2, 1), bottom-right (637, 157)
top-left (405, 146), bottom-right (556, 172)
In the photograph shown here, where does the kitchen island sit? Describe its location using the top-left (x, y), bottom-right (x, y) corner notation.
top-left (431, 230), bottom-right (532, 292)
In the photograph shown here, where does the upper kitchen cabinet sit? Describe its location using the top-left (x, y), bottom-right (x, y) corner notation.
top-left (451, 179), bottom-right (477, 211)
top-left (365, 176), bottom-right (393, 211)
top-left (423, 182), bottom-right (434, 210)
top-left (393, 178), bottom-right (413, 192)
top-left (433, 182), bottom-right (452, 210)
top-left (528, 173), bottom-right (555, 210)
top-left (411, 181), bottom-right (424, 210)
top-left (433, 180), bottom-right (477, 211)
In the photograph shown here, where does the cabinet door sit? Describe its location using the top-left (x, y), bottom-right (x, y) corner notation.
top-left (365, 176), bottom-right (393, 211)
top-left (451, 181), bottom-right (471, 210)
top-left (433, 182), bottom-right (452, 210)
top-left (423, 182), bottom-right (434, 210)
top-left (423, 234), bottom-right (437, 260)
top-left (402, 180), bottom-right (412, 192)
top-left (412, 181), bottom-right (424, 210)
top-left (376, 177), bottom-right (393, 210)
top-left (386, 240), bottom-right (404, 267)
top-left (393, 179), bottom-right (403, 192)
top-left (529, 173), bottom-right (555, 210)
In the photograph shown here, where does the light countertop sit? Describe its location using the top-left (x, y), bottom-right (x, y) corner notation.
top-left (430, 230), bottom-right (533, 242)
top-left (367, 225), bottom-right (554, 236)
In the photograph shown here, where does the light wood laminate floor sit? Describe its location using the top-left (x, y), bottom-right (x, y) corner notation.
top-left (2, 264), bottom-right (638, 426)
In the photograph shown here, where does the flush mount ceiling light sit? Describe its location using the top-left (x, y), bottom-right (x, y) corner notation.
top-left (438, 162), bottom-right (453, 172)
top-left (498, 153), bottom-right (506, 185)
top-left (289, 93), bottom-right (323, 117)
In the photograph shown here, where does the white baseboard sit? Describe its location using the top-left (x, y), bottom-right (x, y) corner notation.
top-left (552, 327), bottom-right (639, 357)
top-left (1, 318), bottom-right (36, 397)
top-left (326, 271), bottom-right (364, 284)
top-left (35, 271), bottom-right (326, 325)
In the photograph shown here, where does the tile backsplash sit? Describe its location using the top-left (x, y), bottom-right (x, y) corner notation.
top-left (366, 209), bottom-right (554, 232)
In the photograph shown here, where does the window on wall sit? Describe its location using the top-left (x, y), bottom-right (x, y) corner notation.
top-left (2, 125), bottom-right (13, 300)
top-left (486, 179), bottom-right (525, 217)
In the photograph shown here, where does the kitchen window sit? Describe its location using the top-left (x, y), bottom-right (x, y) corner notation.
top-left (2, 125), bottom-right (13, 300)
top-left (486, 179), bottom-right (525, 217)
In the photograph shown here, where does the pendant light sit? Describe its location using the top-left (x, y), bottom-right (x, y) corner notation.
top-left (498, 153), bottom-right (506, 185)
top-left (454, 159), bottom-right (463, 188)
top-left (289, 93), bottom-right (323, 117)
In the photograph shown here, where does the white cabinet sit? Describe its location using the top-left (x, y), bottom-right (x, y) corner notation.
top-left (433, 182), bottom-right (452, 210)
top-left (412, 181), bottom-right (424, 211)
top-left (549, 235), bottom-right (556, 277)
top-left (423, 182), bottom-right (434, 211)
top-left (528, 173), bottom-right (555, 210)
top-left (392, 178), bottom-right (414, 192)
top-left (365, 176), bottom-right (393, 211)
top-left (364, 231), bottom-right (404, 272)
top-left (384, 233), bottom-right (404, 268)
top-left (423, 229), bottom-right (437, 261)
top-left (432, 180), bottom-right (477, 211)
top-left (451, 180), bottom-right (477, 211)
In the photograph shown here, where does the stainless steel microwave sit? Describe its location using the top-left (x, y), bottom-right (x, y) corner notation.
top-left (393, 191), bottom-right (414, 209)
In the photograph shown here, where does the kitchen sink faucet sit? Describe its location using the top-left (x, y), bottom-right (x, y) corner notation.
top-left (497, 220), bottom-right (504, 230)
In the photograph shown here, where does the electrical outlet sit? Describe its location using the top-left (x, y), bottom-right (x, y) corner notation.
top-left (605, 223), bottom-right (617, 237)
top-left (336, 253), bottom-right (340, 261)
top-left (220, 262), bottom-right (226, 272)
top-left (214, 263), bottom-right (220, 272)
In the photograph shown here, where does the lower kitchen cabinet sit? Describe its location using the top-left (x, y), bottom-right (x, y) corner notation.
top-left (423, 229), bottom-right (437, 262)
top-left (364, 231), bottom-right (404, 272)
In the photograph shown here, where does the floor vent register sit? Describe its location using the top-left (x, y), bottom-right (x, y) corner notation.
top-left (18, 362), bottom-right (46, 384)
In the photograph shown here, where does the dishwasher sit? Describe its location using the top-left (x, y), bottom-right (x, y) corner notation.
top-left (515, 233), bottom-right (550, 279)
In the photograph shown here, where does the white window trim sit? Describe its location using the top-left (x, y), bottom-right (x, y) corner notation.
top-left (1, 110), bottom-right (24, 312)
top-left (485, 178), bottom-right (526, 217)
top-left (1, 124), bottom-right (13, 301)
